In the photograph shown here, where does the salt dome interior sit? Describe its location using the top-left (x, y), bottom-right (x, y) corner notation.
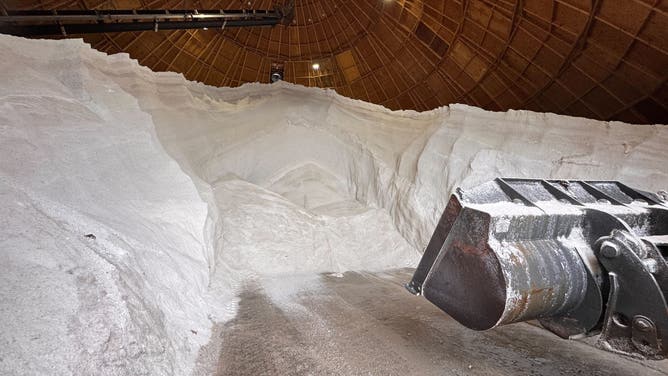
top-left (1, 34), bottom-right (668, 376)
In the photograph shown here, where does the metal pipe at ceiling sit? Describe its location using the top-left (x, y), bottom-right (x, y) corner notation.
top-left (0, 8), bottom-right (290, 37)
top-left (0, 9), bottom-right (281, 23)
top-left (0, 19), bottom-right (280, 37)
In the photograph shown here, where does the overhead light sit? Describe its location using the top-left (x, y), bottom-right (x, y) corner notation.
top-left (271, 72), bottom-right (283, 83)
top-left (202, 27), bottom-right (208, 30)
top-left (271, 61), bottom-right (285, 83)
top-left (312, 63), bottom-right (320, 70)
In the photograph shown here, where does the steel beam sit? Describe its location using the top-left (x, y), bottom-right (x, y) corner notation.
top-left (0, 9), bottom-right (287, 36)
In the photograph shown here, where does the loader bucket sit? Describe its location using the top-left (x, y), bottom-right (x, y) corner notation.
top-left (407, 178), bottom-right (668, 359)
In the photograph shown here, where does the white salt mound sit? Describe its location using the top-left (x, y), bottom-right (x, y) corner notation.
top-left (0, 34), bottom-right (666, 375)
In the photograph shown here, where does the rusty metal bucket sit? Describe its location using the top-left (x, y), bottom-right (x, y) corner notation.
top-left (407, 178), bottom-right (668, 359)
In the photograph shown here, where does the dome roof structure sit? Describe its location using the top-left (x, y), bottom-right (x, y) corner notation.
top-left (4, 0), bottom-right (667, 123)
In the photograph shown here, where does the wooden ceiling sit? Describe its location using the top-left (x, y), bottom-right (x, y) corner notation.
top-left (3, 0), bottom-right (667, 124)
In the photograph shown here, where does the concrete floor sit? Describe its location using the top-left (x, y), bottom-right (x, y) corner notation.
top-left (202, 269), bottom-right (668, 375)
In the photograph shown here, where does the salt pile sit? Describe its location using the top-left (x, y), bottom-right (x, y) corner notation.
top-left (0, 34), bottom-right (666, 375)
